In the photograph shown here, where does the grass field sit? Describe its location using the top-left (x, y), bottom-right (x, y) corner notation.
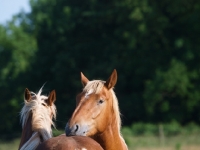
top-left (0, 138), bottom-right (20, 150)
top-left (125, 134), bottom-right (200, 150)
top-left (0, 134), bottom-right (200, 150)
top-left (1, 122), bottom-right (200, 150)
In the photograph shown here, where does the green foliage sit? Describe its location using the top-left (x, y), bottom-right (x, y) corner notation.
top-left (130, 122), bottom-right (158, 136)
top-left (163, 121), bottom-right (182, 136)
top-left (0, 138), bottom-right (20, 150)
top-left (182, 122), bottom-right (200, 135)
top-left (0, 15), bottom-right (37, 133)
top-left (122, 122), bottom-right (200, 137)
top-left (143, 59), bottom-right (200, 122)
top-left (122, 122), bottom-right (200, 149)
top-left (52, 129), bottom-right (64, 137)
top-left (1, 0), bottom-right (200, 135)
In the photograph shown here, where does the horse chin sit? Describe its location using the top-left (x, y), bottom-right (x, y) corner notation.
top-left (85, 131), bottom-right (96, 137)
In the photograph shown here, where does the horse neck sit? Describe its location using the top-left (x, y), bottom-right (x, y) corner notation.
top-left (94, 113), bottom-right (128, 150)
top-left (18, 113), bottom-right (34, 150)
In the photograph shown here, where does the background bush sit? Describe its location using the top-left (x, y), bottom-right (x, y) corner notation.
top-left (1, 0), bottom-right (200, 136)
top-left (122, 122), bottom-right (200, 137)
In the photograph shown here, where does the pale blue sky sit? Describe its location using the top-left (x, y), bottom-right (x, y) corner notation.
top-left (0, 0), bottom-right (31, 24)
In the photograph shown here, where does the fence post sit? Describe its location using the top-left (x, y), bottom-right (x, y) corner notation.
top-left (159, 123), bottom-right (165, 147)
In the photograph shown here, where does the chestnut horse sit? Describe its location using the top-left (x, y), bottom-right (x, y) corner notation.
top-left (19, 87), bottom-right (56, 150)
top-left (19, 87), bottom-right (103, 150)
top-left (65, 69), bottom-right (128, 150)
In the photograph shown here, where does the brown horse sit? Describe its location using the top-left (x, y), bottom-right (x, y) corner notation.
top-left (36, 134), bottom-right (103, 150)
top-left (19, 87), bottom-right (56, 150)
top-left (65, 69), bottom-right (128, 150)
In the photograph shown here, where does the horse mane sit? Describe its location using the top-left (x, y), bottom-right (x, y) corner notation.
top-left (83, 80), bottom-right (121, 132)
top-left (20, 87), bottom-right (56, 140)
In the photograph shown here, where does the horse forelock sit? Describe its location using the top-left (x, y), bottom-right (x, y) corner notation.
top-left (20, 88), bottom-right (56, 138)
top-left (83, 80), bottom-right (105, 94)
top-left (83, 80), bottom-right (121, 132)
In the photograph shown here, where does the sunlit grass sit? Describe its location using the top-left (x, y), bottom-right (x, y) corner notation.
top-left (124, 134), bottom-right (200, 150)
top-left (1, 133), bottom-right (200, 150)
top-left (0, 138), bottom-right (20, 150)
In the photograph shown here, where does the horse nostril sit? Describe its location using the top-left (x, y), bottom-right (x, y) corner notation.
top-left (75, 124), bottom-right (79, 132)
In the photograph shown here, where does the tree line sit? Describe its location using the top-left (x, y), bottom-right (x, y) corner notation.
top-left (0, 0), bottom-right (200, 136)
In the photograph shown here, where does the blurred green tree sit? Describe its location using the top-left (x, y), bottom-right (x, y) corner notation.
top-left (0, 12), bottom-right (37, 135)
top-left (1, 0), bottom-right (200, 135)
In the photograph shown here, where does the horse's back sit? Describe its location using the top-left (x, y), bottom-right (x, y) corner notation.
top-left (36, 134), bottom-right (103, 150)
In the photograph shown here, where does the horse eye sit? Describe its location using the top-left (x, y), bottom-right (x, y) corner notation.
top-left (98, 99), bottom-right (104, 104)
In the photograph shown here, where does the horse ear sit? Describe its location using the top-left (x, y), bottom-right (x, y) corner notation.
top-left (81, 72), bottom-right (89, 87)
top-left (47, 90), bottom-right (56, 106)
top-left (24, 88), bottom-right (31, 102)
top-left (105, 69), bottom-right (117, 90)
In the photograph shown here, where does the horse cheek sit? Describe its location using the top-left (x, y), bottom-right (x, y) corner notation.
top-left (92, 108), bottom-right (101, 119)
